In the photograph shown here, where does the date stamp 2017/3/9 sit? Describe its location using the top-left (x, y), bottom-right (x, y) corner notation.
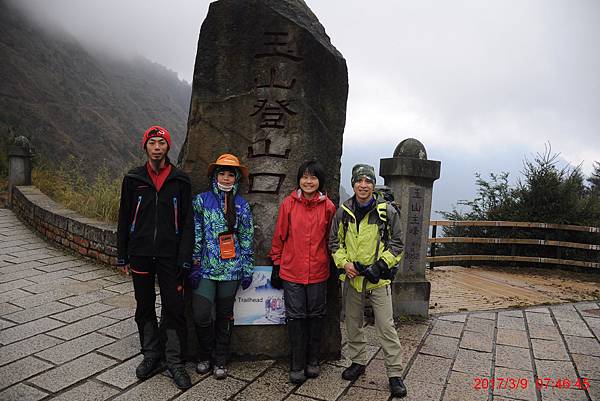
top-left (473, 377), bottom-right (591, 391)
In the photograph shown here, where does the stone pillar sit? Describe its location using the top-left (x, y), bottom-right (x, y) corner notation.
top-left (8, 136), bottom-right (34, 207)
top-left (181, 0), bottom-right (347, 359)
top-left (379, 139), bottom-right (440, 317)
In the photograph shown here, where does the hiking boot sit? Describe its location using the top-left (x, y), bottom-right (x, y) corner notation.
top-left (213, 365), bottom-right (228, 380)
top-left (167, 366), bottom-right (192, 390)
top-left (341, 363), bottom-right (366, 381)
top-left (289, 369), bottom-right (306, 384)
top-left (196, 360), bottom-right (211, 374)
top-left (389, 377), bottom-right (407, 398)
top-left (305, 362), bottom-right (320, 378)
top-left (135, 357), bottom-right (163, 380)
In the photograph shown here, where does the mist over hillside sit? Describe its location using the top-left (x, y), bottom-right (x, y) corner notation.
top-left (0, 0), bottom-right (191, 176)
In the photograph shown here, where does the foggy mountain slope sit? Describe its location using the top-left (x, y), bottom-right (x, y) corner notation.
top-left (0, 0), bottom-right (191, 175)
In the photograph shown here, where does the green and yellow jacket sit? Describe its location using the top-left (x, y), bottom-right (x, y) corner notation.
top-left (328, 196), bottom-right (404, 292)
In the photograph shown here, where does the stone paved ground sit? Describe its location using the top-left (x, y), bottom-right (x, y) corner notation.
top-left (1, 207), bottom-right (599, 401)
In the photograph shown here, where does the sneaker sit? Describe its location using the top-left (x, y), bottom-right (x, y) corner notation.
top-left (135, 357), bottom-right (163, 380)
top-left (196, 360), bottom-right (211, 374)
top-left (305, 362), bottom-right (320, 378)
top-left (389, 377), bottom-right (407, 398)
top-left (167, 366), bottom-right (192, 390)
top-left (289, 369), bottom-right (306, 384)
top-left (213, 365), bottom-right (227, 380)
top-left (341, 363), bottom-right (366, 381)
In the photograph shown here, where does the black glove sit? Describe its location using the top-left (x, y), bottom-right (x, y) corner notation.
top-left (270, 265), bottom-right (283, 290)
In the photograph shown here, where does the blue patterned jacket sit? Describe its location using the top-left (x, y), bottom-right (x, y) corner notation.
top-left (190, 178), bottom-right (254, 285)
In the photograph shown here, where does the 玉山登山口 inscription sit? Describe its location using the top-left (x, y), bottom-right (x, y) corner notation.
top-left (404, 187), bottom-right (424, 273)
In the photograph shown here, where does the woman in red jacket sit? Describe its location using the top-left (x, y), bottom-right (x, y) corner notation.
top-left (269, 161), bottom-right (336, 384)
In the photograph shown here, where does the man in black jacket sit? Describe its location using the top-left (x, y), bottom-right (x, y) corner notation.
top-left (117, 125), bottom-right (193, 390)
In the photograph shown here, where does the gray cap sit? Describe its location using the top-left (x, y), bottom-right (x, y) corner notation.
top-left (351, 164), bottom-right (376, 186)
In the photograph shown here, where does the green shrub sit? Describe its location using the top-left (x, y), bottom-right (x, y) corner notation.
top-left (32, 158), bottom-right (123, 223)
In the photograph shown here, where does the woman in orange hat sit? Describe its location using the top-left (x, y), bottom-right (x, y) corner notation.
top-left (189, 153), bottom-right (254, 380)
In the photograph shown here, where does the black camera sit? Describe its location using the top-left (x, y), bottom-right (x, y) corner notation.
top-left (354, 261), bottom-right (381, 284)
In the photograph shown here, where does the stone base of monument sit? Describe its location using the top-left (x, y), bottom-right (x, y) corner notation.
top-left (391, 279), bottom-right (431, 318)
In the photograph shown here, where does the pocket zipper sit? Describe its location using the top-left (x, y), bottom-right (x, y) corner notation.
top-left (130, 195), bottom-right (142, 233)
top-left (173, 197), bottom-right (179, 235)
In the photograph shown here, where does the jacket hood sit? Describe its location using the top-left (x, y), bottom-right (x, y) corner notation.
top-left (290, 189), bottom-right (328, 205)
top-left (126, 161), bottom-right (190, 185)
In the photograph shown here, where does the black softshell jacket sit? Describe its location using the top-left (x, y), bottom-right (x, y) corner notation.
top-left (117, 164), bottom-right (194, 267)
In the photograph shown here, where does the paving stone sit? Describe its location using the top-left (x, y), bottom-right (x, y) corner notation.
top-left (438, 314), bottom-right (467, 323)
top-left (0, 318), bottom-right (15, 330)
top-left (97, 334), bottom-right (140, 361)
top-left (38, 255), bottom-right (80, 265)
top-left (0, 383), bottom-right (48, 401)
top-left (36, 260), bottom-right (88, 273)
top-left (496, 328), bottom-right (529, 348)
top-left (465, 317), bottom-right (495, 335)
top-left (526, 307), bottom-right (551, 314)
top-left (51, 381), bottom-right (120, 401)
top-left (47, 315), bottom-right (116, 340)
top-left (36, 332), bottom-right (115, 364)
top-left (404, 353), bottom-right (453, 385)
top-left (97, 317), bottom-right (137, 339)
top-left (551, 305), bottom-right (581, 322)
top-left (492, 367), bottom-right (536, 401)
top-left (497, 315), bottom-right (526, 331)
top-left (176, 375), bottom-right (246, 401)
top-left (10, 289), bottom-right (71, 309)
top-left (336, 386), bottom-right (391, 401)
top-left (0, 279), bottom-right (37, 293)
top-left (460, 330), bottom-right (493, 353)
top-left (539, 386), bottom-right (588, 401)
top-left (0, 289), bottom-right (37, 304)
top-left (51, 302), bottom-right (115, 323)
top-left (526, 311), bottom-right (554, 326)
top-left (571, 354), bottom-right (600, 381)
top-left (396, 322), bottom-right (430, 342)
top-left (452, 348), bottom-right (492, 377)
top-left (0, 317), bottom-right (64, 345)
top-left (60, 290), bottom-right (117, 307)
top-left (25, 269), bottom-right (75, 284)
top-left (103, 273), bottom-right (130, 284)
top-left (101, 294), bottom-right (137, 310)
top-left (0, 356), bottom-right (53, 391)
top-left (557, 319), bottom-right (594, 338)
top-left (441, 371), bottom-right (487, 401)
top-left (3, 301), bottom-right (72, 324)
top-left (96, 354), bottom-right (144, 389)
top-left (430, 319), bottom-right (464, 338)
top-left (228, 359), bottom-right (275, 381)
top-left (21, 277), bottom-right (81, 294)
top-left (495, 344), bottom-right (533, 371)
top-left (535, 360), bottom-right (579, 384)
top-left (71, 269), bottom-right (116, 282)
top-left (28, 353), bottom-right (116, 392)
top-left (563, 336), bottom-right (600, 357)
top-left (420, 334), bottom-right (459, 359)
top-left (589, 379), bottom-right (599, 401)
top-left (0, 302), bottom-right (23, 316)
top-left (353, 358), bottom-right (389, 391)
top-left (398, 379), bottom-right (444, 401)
top-left (99, 307), bottom-right (135, 320)
top-left (531, 339), bottom-right (570, 361)
top-left (470, 312), bottom-right (496, 320)
top-left (528, 324), bottom-right (561, 340)
top-left (0, 334), bottom-right (63, 366)
top-left (104, 282), bottom-right (134, 294)
top-left (333, 344), bottom-right (380, 368)
top-left (295, 363), bottom-right (349, 400)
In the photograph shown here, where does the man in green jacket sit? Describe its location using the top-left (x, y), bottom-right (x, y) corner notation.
top-left (329, 164), bottom-right (407, 398)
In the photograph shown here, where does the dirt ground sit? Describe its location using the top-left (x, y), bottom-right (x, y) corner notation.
top-left (427, 265), bottom-right (600, 314)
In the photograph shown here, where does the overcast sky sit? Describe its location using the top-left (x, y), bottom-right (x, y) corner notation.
top-left (13, 0), bottom-right (600, 215)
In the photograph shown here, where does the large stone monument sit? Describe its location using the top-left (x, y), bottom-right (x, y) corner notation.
top-left (180, 0), bottom-right (348, 358)
top-left (379, 139), bottom-right (440, 317)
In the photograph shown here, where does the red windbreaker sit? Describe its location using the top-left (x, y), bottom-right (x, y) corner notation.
top-left (269, 190), bottom-right (336, 284)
